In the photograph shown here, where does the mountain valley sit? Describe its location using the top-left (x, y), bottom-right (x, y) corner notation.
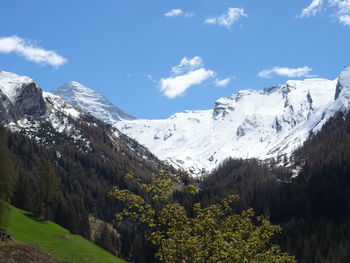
top-left (1, 68), bottom-right (350, 263)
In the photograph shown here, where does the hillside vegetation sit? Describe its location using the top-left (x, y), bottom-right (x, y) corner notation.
top-left (5, 203), bottom-right (126, 263)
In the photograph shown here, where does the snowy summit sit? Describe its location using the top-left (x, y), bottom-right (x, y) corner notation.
top-left (53, 81), bottom-right (134, 124)
top-left (0, 70), bottom-right (35, 103)
top-left (116, 68), bottom-right (350, 175)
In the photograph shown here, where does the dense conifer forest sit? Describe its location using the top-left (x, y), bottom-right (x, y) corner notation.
top-left (1, 110), bottom-right (350, 262)
top-left (195, 111), bottom-right (350, 263)
top-left (0, 123), bottom-right (164, 259)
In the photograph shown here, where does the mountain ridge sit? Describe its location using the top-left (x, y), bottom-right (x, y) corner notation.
top-left (2, 67), bottom-right (350, 175)
top-left (116, 67), bottom-right (350, 175)
top-left (0, 70), bottom-right (163, 169)
top-left (53, 81), bottom-right (134, 124)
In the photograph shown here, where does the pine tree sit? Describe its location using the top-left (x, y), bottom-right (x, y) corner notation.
top-left (0, 136), bottom-right (14, 229)
top-left (0, 136), bottom-right (14, 201)
top-left (34, 161), bottom-right (58, 219)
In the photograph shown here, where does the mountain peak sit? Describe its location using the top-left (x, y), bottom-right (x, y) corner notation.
top-left (53, 81), bottom-right (135, 123)
top-left (334, 66), bottom-right (350, 100)
top-left (57, 81), bottom-right (99, 99)
top-left (0, 70), bottom-right (46, 121)
top-left (64, 81), bottom-right (93, 93)
top-left (117, 74), bottom-right (339, 175)
top-left (338, 66), bottom-right (350, 89)
top-left (0, 70), bottom-right (35, 103)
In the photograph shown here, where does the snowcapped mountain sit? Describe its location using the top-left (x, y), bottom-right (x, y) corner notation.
top-left (0, 70), bottom-right (92, 146)
top-left (0, 70), bottom-right (162, 168)
top-left (53, 81), bottom-right (134, 124)
top-left (3, 68), bottom-right (350, 176)
top-left (116, 67), bottom-right (350, 175)
top-left (0, 70), bottom-right (46, 123)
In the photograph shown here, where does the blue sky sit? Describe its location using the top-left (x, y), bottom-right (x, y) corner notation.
top-left (0, 0), bottom-right (350, 119)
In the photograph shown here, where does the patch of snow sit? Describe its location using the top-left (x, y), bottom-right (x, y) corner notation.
top-left (116, 77), bottom-right (339, 175)
top-left (0, 70), bottom-right (34, 102)
top-left (290, 166), bottom-right (302, 179)
top-left (52, 81), bottom-right (134, 123)
top-left (43, 92), bottom-right (82, 119)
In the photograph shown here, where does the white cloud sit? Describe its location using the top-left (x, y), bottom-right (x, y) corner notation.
top-left (330, 0), bottom-right (350, 24)
top-left (214, 78), bottom-right (231, 87)
top-left (159, 56), bottom-right (232, 98)
top-left (159, 68), bottom-right (215, 98)
top-left (204, 8), bottom-right (248, 29)
top-left (158, 56), bottom-right (216, 98)
top-left (299, 0), bottom-right (350, 25)
top-left (330, 0), bottom-right (350, 12)
top-left (165, 9), bottom-right (184, 17)
top-left (164, 9), bottom-right (194, 18)
top-left (339, 14), bottom-right (350, 24)
top-left (299, 0), bottom-right (324, 17)
top-left (205, 18), bottom-right (217, 24)
top-left (171, 56), bottom-right (203, 75)
top-left (0, 35), bottom-right (67, 67)
top-left (258, 66), bottom-right (313, 78)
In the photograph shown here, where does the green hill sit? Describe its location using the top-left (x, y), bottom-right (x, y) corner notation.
top-left (5, 203), bottom-right (127, 263)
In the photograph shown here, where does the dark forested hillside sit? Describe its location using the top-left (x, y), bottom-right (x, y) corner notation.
top-left (0, 119), bottom-right (170, 260)
top-left (195, 111), bottom-right (350, 263)
top-left (3, 109), bottom-right (350, 263)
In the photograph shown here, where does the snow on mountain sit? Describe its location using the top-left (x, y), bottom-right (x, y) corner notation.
top-left (2, 68), bottom-right (350, 176)
top-left (116, 72), bottom-right (349, 175)
top-left (311, 66), bottom-right (350, 132)
top-left (0, 70), bottom-right (93, 147)
top-left (52, 81), bottom-right (134, 124)
top-left (0, 70), bottom-right (163, 167)
top-left (43, 92), bottom-right (83, 119)
top-left (0, 70), bottom-right (34, 103)
top-left (0, 70), bottom-right (47, 123)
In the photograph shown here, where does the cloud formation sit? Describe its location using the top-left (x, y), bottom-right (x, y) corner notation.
top-left (171, 56), bottom-right (203, 75)
top-left (164, 9), bottom-right (194, 18)
top-left (204, 8), bottom-right (248, 29)
top-left (330, 0), bottom-right (350, 25)
top-left (214, 78), bottom-right (231, 87)
top-left (159, 56), bottom-right (215, 98)
top-left (299, 0), bottom-right (350, 25)
top-left (299, 0), bottom-right (324, 17)
top-left (165, 9), bottom-right (183, 17)
top-left (258, 66), bottom-right (313, 78)
top-left (339, 14), bottom-right (350, 25)
top-left (160, 68), bottom-right (215, 98)
top-left (0, 35), bottom-right (67, 67)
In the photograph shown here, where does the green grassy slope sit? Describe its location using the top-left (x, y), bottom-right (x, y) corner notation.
top-left (6, 204), bottom-right (127, 263)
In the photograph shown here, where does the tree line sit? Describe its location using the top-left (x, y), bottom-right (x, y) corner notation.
top-left (1, 110), bottom-right (350, 262)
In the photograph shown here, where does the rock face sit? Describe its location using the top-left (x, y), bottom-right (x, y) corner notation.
top-left (0, 71), bottom-right (46, 123)
top-left (0, 70), bottom-right (163, 169)
top-left (335, 66), bottom-right (350, 100)
top-left (53, 81), bottom-right (134, 124)
top-left (0, 90), bottom-right (14, 123)
top-left (14, 82), bottom-right (46, 117)
top-left (116, 68), bottom-right (350, 175)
